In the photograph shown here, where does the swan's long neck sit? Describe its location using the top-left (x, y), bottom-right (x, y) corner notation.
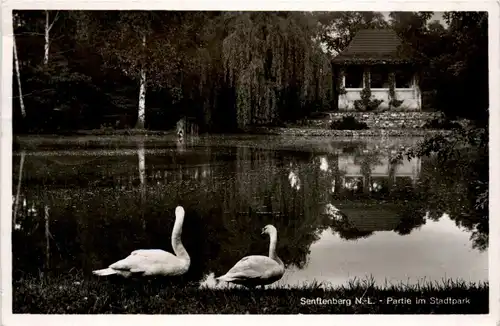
top-left (171, 212), bottom-right (190, 262)
top-left (268, 230), bottom-right (280, 262)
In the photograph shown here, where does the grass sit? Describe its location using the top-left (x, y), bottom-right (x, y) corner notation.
top-left (13, 134), bottom-right (178, 151)
top-left (13, 131), bottom-right (448, 153)
top-left (13, 127), bottom-right (450, 146)
top-left (13, 273), bottom-right (488, 314)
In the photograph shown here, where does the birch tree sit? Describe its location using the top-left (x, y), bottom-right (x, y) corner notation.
top-left (44, 10), bottom-right (59, 65)
top-left (137, 138), bottom-right (146, 228)
top-left (137, 34), bottom-right (147, 128)
top-left (13, 151), bottom-right (26, 224)
top-left (12, 12), bottom-right (26, 118)
top-left (75, 11), bottom-right (187, 129)
top-left (13, 33), bottom-right (26, 118)
top-left (13, 10), bottom-right (95, 132)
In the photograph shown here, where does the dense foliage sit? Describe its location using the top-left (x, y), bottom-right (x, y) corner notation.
top-left (389, 12), bottom-right (489, 247)
top-left (389, 12), bottom-right (488, 122)
top-left (393, 126), bottom-right (488, 250)
top-left (330, 116), bottom-right (368, 130)
top-left (315, 11), bottom-right (389, 55)
top-left (12, 11), bottom-right (488, 133)
top-left (13, 11), bottom-right (333, 133)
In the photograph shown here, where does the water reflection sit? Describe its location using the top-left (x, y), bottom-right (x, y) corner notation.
top-left (13, 150), bottom-right (25, 228)
top-left (12, 137), bottom-right (488, 286)
top-left (284, 213), bottom-right (487, 288)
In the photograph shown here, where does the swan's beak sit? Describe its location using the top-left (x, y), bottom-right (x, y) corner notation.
top-left (261, 228), bottom-right (266, 235)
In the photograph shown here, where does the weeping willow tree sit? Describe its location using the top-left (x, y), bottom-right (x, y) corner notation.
top-left (68, 11), bottom-right (334, 131)
top-left (222, 12), bottom-right (333, 128)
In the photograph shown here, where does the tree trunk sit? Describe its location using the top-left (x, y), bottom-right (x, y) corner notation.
top-left (13, 151), bottom-right (25, 225)
top-left (137, 139), bottom-right (146, 229)
top-left (44, 11), bottom-right (59, 65)
top-left (136, 34), bottom-right (147, 129)
top-left (44, 11), bottom-right (50, 65)
top-left (138, 138), bottom-right (146, 186)
top-left (13, 34), bottom-right (26, 118)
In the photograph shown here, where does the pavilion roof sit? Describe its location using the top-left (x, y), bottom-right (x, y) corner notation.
top-left (332, 28), bottom-right (412, 65)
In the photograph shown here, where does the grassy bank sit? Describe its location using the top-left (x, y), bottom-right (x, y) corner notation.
top-left (13, 274), bottom-right (488, 314)
top-left (17, 126), bottom-right (449, 138)
top-left (13, 128), bottom-right (449, 152)
top-left (243, 126), bottom-right (450, 137)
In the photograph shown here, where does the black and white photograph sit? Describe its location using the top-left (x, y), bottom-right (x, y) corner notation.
top-left (2, 1), bottom-right (498, 324)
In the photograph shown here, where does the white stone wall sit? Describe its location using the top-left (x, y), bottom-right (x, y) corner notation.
top-left (338, 68), bottom-right (422, 111)
top-left (339, 88), bottom-right (421, 111)
top-left (338, 153), bottom-right (421, 180)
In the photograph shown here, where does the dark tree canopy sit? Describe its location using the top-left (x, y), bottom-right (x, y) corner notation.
top-left (12, 10), bottom-right (489, 133)
top-left (316, 11), bottom-right (389, 54)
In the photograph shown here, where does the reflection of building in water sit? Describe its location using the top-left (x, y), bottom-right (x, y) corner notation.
top-left (288, 162), bottom-right (301, 191)
top-left (337, 153), bottom-right (421, 192)
top-left (324, 202), bottom-right (402, 234)
top-left (335, 205), bottom-right (401, 232)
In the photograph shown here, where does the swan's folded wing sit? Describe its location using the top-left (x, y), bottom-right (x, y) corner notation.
top-left (225, 255), bottom-right (278, 279)
top-left (109, 254), bottom-right (147, 272)
top-left (131, 249), bottom-right (176, 261)
top-left (110, 250), bottom-right (179, 273)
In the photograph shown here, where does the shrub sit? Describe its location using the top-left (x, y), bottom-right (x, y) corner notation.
top-left (354, 99), bottom-right (384, 112)
top-left (389, 99), bottom-right (404, 108)
top-left (353, 84), bottom-right (384, 111)
top-left (330, 116), bottom-right (369, 130)
top-left (423, 118), bottom-right (463, 130)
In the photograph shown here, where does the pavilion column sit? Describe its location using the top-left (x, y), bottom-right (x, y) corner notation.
top-left (389, 70), bottom-right (396, 87)
top-left (363, 66), bottom-right (370, 88)
top-left (389, 70), bottom-right (396, 109)
top-left (337, 67), bottom-right (347, 111)
top-left (413, 74), bottom-right (422, 110)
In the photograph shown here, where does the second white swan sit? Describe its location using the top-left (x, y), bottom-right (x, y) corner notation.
top-left (92, 206), bottom-right (190, 277)
top-left (216, 224), bottom-right (285, 288)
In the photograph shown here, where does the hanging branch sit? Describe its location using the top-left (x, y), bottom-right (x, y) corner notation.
top-left (223, 13), bottom-right (332, 128)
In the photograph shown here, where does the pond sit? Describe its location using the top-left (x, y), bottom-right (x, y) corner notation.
top-left (11, 135), bottom-right (488, 288)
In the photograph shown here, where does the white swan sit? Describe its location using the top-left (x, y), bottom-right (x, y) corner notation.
top-left (92, 206), bottom-right (190, 277)
top-left (216, 224), bottom-right (285, 288)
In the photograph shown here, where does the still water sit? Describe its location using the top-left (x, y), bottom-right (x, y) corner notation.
top-left (12, 135), bottom-right (488, 287)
